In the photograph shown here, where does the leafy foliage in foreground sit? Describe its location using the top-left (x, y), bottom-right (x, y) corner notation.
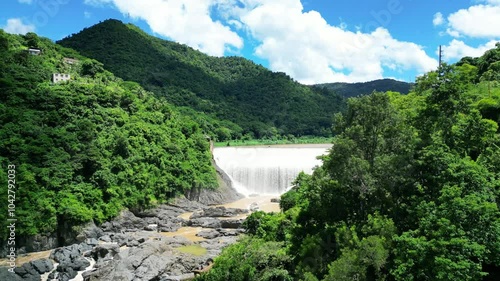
top-left (0, 30), bottom-right (217, 240)
top-left (197, 44), bottom-right (500, 281)
top-left (58, 19), bottom-right (346, 140)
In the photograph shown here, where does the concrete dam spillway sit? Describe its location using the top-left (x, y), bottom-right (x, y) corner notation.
top-left (213, 144), bottom-right (331, 196)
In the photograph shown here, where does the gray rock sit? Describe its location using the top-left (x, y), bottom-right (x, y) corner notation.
top-left (98, 235), bottom-right (111, 242)
top-left (220, 219), bottom-right (244, 229)
top-left (134, 205), bottom-right (187, 219)
top-left (184, 160), bottom-right (244, 205)
top-left (91, 243), bottom-right (120, 261)
top-left (271, 198), bottom-right (281, 203)
top-left (126, 239), bottom-right (140, 247)
top-left (108, 233), bottom-right (129, 246)
top-left (85, 238), bottom-right (99, 246)
top-left (0, 267), bottom-right (23, 281)
top-left (196, 229), bottom-right (220, 239)
top-left (14, 262), bottom-right (40, 281)
top-left (160, 273), bottom-right (196, 281)
top-left (52, 265), bottom-right (77, 281)
top-left (168, 197), bottom-right (208, 212)
top-left (71, 257), bottom-right (91, 270)
top-left (15, 233), bottom-right (58, 254)
top-left (75, 221), bottom-right (104, 242)
top-left (249, 202), bottom-right (260, 211)
top-left (190, 206), bottom-right (248, 219)
top-left (30, 258), bottom-right (54, 274)
top-left (187, 218), bottom-right (221, 228)
top-left (101, 210), bottom-right (147, 233)
top-left (218, 228), bottom-right (245, 236)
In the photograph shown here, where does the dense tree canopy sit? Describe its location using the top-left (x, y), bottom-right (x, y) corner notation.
top-left (0, 30), bottom-right (217, 242)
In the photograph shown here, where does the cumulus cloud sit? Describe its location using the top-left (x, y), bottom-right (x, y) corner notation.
top-left (85, 0), bottom-right (243, 56)
top-left (433, 12), bottom-right (444, 26)
top-left (447, 4), bottom-right (500, 38)
top-left (238, 0), bottom-right (436, 83)
top-left (2, 18), bottom-right (35, 35)
top-left (442, 39), bottom-right (498, 61)
top-left (85, 0), bottom-right (437, 83)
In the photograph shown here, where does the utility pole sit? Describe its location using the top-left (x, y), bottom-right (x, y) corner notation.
top-left (438, 45), bottom-right (443, 68)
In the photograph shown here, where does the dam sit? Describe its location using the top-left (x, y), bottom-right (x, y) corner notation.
top-left (213, 144), bottom-right (331, 196)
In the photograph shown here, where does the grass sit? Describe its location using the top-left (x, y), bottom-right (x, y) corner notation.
top-left (176, 245), bottom-right (208, 256)
top-left (214, 136), bottom-right (333, 147)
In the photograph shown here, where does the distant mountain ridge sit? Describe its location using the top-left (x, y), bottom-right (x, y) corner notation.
top-left (58, 19), bottom-right (346, 139)
top-left (315, 79), bottom-right (413, 98)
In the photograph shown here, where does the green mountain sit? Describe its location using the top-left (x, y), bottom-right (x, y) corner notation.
top-left (0, 30), bottom-right (218, 243)
top-left (58, 19), bottom-right (346, 140)
top-left (315, 78), bottom-right (413, 98)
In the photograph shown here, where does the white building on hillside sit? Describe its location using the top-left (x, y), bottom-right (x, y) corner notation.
top-left (63, 58), bottom-right (79, 65)
top-left (28, 48), bottom-right (41, 55)
top-left (52, 73), bottom-right (71, 83)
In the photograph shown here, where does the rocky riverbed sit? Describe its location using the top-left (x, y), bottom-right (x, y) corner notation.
top-left (0, 196), bottom-right (279, 281)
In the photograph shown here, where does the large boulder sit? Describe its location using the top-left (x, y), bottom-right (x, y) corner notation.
top-left (75, 221), bottom-right (104, 242)
top-left (196, 229), bottom-right (221, 239)
top-left (187, 218), bottom-right (221, 229)
top-left (100, 210), bottom-right (147, 233)
top-left (0, 267), bottom-right (23, 281)
top-left (50, 242), bottom-right (93, 280)
top-left (184, 161), bottom-right (244, 205)
top-left (190, 206), bottom-right (248, 219)
top-left (220, 219), bottom-right (244, 229)
top-left (30, 258), bottom-right (54, 274)
top-left (13, 262), bottom-right (41, 281)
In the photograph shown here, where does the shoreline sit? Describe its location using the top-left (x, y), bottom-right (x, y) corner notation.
top-left (215, 143), bottom-right (333, 149)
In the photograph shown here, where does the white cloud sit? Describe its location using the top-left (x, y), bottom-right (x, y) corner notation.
top-left (237, 0), bottom-right (437, 83)
top-left (84, 11), bottom-right (92, 19)
top-left (442, 39), bottom-right (498, 61)
top-left (18, 0), bottom-right (33, 4)
top-left (433, 12), bottom-right (444, 26)
top-left (447, 4), bottom-right (500, 38)
top-left (85, 0), bottom-right (243, 56)
top-left (2, 18), bottom-right (35, 35)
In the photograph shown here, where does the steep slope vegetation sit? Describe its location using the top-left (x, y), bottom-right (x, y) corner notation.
top-left (316, 78), bottom-right (413, 98)
top-left (58, 19), bottom-right (346, 139)
top-left (0, 30), bottom-right (217, 243)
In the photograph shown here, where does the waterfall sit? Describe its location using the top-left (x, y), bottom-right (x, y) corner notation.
top-left (213, 145), bottom-right (330, 196)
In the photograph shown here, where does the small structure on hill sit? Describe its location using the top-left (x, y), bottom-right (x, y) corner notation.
top-left (28, 48), bottom-right (41, 55)
top-left (63, 57), bottom-right (79, 65)
top-left (52, 73), bottom-right (71, 83)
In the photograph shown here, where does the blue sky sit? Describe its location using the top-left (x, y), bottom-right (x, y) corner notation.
top-left (1, 0), bottom-right (499, 84)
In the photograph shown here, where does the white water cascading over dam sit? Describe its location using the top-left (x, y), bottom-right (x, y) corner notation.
top-left (213, 144), bottom-right (331, 196)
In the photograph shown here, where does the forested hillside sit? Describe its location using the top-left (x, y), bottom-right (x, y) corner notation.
top-left (197, 44), bottom-right (500, 280)
top-left (57, 19), bottom-right (346, 140)
top-left (316, 78), bottom-right (412, 98)
top-left (0, 30), bottom-right (217, 242)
